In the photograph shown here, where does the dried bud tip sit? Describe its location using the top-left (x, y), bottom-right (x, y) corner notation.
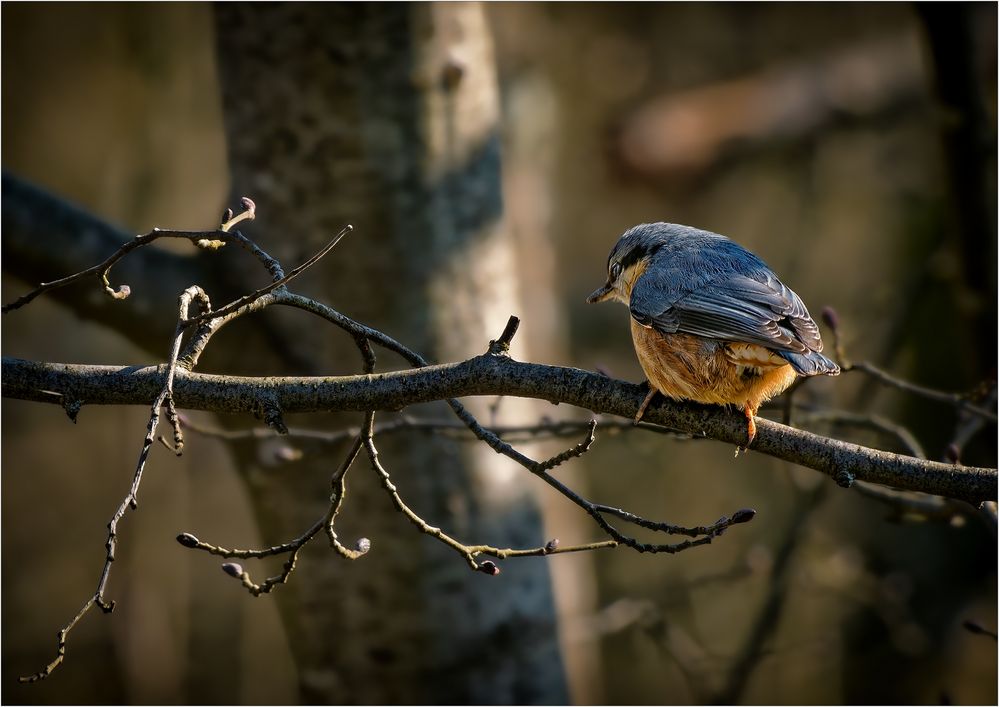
top-left (731, 508), bottom-right (757, 524)
top-left (477, 560), bottom-right (501, 576)
top-left (108, 284), bottom-right (132, 301)
top-left (945, 444), bottom-right (961, 464)
top-left (221, 207), bottom-right (233, 223)
top-left (354, 537), bottom-right (371, 554)
top-left (820, 306), bottom-right (839, 331)
top-left (544, 538), bottom-right (560, 553)
top-left (221, 562), bottom-right (244, 578)
top-left (239, 197), bottom-right (256, 216)
top-left (176, 532), bottom-right (200, 548)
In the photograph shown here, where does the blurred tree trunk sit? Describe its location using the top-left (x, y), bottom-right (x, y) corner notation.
top-left (914, 4), bottom-right (997, 380)
top-left (213, 4), bottom-right (567, 703)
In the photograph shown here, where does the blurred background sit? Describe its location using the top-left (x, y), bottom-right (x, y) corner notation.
top-left (2, 3), bottom-right (996, 704)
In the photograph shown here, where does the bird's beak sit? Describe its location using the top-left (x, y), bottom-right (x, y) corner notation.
top-left (586, 282), bottom-right (614, 303)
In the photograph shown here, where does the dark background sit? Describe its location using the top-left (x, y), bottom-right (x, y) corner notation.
top-left (3, 3), bottom-right (996, 703)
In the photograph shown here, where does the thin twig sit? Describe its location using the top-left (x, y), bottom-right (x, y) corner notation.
top-left (852, 482), bottom-right (976, 524)
top-left (843, 361), bottom-right (997, 422)
top-left (794, 409), bottom-right (926, 459)
top-left (20, 285), bottom-right (206, 682)
top-left (222, 548), bottom-right (305, 597)
top-left (360, 410), bottom-right (626, 571)
top-left (182, 225), bottom-right (352, 328)
top-left (177, 412), bottom-right (692, 447)
top-left (436, 318), bottom-right (757, 555)
top-left (2, 196), bottom-right (257, 315)
top-left (823, 307), bottom-right (997, 422)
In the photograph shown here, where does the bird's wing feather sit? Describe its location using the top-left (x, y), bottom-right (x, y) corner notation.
top-left (630, 248), bottom-right (823, 354)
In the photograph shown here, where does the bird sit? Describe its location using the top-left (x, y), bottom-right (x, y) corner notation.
top-left (587, 222), bottom-right (839, 446)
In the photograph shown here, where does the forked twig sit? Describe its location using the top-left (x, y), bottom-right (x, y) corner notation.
top-left (182, 225), bottom-right (353, 327)
top-left (2, 199), bottom-right (258, 315)
top-left (20, 285), bottom-right (210, 682)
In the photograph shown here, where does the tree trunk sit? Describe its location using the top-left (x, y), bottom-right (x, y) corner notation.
top-left (213, 4), bottom-right (568, 702)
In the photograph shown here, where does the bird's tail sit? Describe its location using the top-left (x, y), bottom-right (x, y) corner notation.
top-left (778, 349), bottom-right (840, 376)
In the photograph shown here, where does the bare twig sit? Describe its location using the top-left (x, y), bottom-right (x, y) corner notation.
top-left (176, 292), bottom-right (373, 593)
top-left (182, 225), bottom-right (352, 327)
top-left (844, 361), bottom-right (996, 422)
top-left (823, 306), bottom-right (997, 422)
top-left (794, 409), bottom-right (926, 459)
top-left (426, 319), bottom-right (757, 556)
top-left (19, 285), bottom-right (207, 682)
top-left (852, 482), bottom-right (978, 525)
top-left (358, 409), bottom-right (713, 572)
top-left (2, 198), bottom-right (258, 315)
top-left (175, 412), bottom-right (690, 448)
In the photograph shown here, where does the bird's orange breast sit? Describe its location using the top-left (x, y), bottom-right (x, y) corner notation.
top-left (629, 320), bottom-right (797, 410)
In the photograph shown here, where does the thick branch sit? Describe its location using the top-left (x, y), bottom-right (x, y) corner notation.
top-left (4, 355), bottom-right (994, 504)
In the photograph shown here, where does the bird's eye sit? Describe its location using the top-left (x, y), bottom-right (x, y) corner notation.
top-left (610, 262), bottom-right (622, 280)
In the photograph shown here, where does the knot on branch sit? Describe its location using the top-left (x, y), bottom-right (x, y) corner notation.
top-left (833, 469), bottom-right (855, 488)
top-left (262, 402), bottom-right (288, 434)
top-left (62, 398), bottom-right (83, 423)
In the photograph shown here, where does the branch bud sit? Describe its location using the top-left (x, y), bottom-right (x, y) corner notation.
top-left (731, 508), bottom-right (757, 524)
top-left (221, 562), bottom-right (244, 578)
top-left (176, 532), bottom-right (199, 548)
top-left (110, 284), bottom-right (132, 301)
top-left (477, 560), bottom-right (501, 576)
top-left (820, 306), bottom-right (839, 332)
top-left (239, 197), bottom-right (256, 218)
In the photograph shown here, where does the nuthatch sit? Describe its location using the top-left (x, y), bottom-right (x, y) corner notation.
top-left (587, 223), bottom-right (839, 445)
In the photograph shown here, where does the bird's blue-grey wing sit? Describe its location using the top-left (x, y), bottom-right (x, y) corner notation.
top-left (629, 252), bottom-right (823, 356)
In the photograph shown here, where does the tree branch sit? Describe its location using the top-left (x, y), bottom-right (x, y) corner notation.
top-left (4, 353), bottom-right (994, 504)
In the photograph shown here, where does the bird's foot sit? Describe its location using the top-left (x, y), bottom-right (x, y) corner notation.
top-left (634, 387), bottom-right (659, 424)
top-left (743, 403), bottom-right (757, 447)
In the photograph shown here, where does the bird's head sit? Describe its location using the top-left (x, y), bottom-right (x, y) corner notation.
top-left (586, 223), bottom-right (669, 305)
